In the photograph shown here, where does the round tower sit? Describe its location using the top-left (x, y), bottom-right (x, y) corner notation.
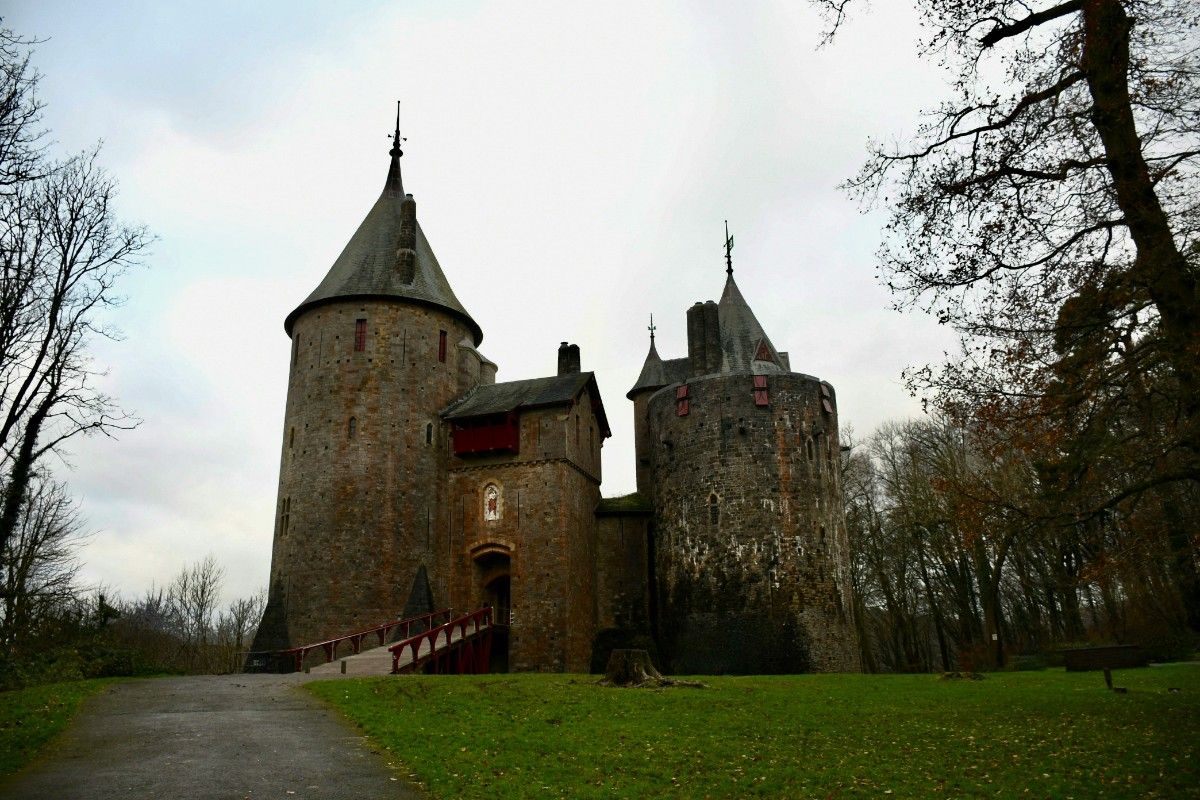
top-left (253, 114), bottom-right (483, 653)
top-left (641, 271), bottom-right (860, 673)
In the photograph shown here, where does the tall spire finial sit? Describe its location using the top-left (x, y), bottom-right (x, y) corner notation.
top-left (385, 101), bottom-right (406, 191)
top-left (724, 220), bottom-right (734, 276)
top-left (648, 313), bottom-right (657, 346)
top-left (389, 100), bottom-right (405, 159)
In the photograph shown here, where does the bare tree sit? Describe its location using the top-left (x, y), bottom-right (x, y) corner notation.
top-left (813, 0), bottom-right (1200, 629)
top-left (217, 590), bottom-right (265, 672)
top-left (166, 555), bottom-right (225, 670)
top-left (0, 27), bottom-right (46, 195)
top-left (0, 28), bottom-right (150, 562)
top-left (0, 474), bottom-right (84, 653)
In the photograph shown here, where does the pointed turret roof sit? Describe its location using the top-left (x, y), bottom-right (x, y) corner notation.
top-left (284, 116), bottom-right (482, 343)
top-left (627, 339), bottom-right (668, 398)
top-left (717, 274), bottom-right (784, 375)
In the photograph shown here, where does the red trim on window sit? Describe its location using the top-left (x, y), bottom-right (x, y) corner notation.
top-left (753, 375), bottom-right (769, 406)
top-left (354, 319), bottom-right (367, 352)
top-left (438, 330), bottom-right (447, 362)
top-left (676, 384), bottom-right (690, 416)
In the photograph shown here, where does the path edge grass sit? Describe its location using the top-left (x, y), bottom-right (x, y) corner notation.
top-left (0, 678), bottom-right (118, 777)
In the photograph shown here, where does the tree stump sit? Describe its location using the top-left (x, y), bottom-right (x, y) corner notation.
top-left (604, 649), bottom-right (664, 686)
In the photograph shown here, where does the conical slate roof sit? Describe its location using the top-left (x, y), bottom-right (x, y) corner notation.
top-left (718, 275), bottom-right (784, 374)
top-left (284, 141), bottom-right (482, 343)
top-left (627, 341), bottom-right (668, 398)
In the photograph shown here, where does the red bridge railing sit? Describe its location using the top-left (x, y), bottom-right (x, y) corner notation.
top-left (390, 607), bottom-right (493, 675)
top-left (245, 609), bottom-right (452, 673)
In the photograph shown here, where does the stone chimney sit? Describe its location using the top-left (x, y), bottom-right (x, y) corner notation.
top-left (703, 300), bottom-right (721, 374)
top-left (686, 303), bottom-right (707, 378)
top-left (558, 341), bottom-right (581, 375)
top-left (687, 301), bottom-right (722, 377)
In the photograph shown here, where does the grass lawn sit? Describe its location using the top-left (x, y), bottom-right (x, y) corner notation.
top-left (0, 678), bottom-right (115, 776)
top-left (308, 665), bottom-right (1200, 799)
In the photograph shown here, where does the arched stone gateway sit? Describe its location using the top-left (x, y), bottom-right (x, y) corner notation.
top-left (474, 549), bottom-right (511, 672)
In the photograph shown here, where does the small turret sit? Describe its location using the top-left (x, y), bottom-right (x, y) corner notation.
top-left (628, 317), bottom-right (666, 494)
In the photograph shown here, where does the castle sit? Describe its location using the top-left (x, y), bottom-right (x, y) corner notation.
top-left (251, 118), bottom-right (860, 673)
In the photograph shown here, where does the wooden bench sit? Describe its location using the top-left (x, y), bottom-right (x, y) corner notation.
top-left (1063, 645), bottom-right (1146, 692)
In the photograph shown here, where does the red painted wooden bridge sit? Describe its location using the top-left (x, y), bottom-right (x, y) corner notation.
top-left (243, 607), bottom-right (498, 676)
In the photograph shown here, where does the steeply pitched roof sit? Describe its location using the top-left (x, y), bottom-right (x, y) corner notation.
top-left (718, 275), bottom-right (784, 375)
top-left (628, 342), bottom-right (667, 398)
top-left (284, 143), bottom-right (482, 343)
top-left (443, 372), bottom-right (611, 436)
top-left (628, 340), bottom-right (693, 398)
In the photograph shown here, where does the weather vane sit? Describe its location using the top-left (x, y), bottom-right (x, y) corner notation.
top-left (724, 220), bottom-right (734, 276)
top-left (389, 100), bottom-right (406, 157)
top-left (648, 313), bottom-right (657, 345)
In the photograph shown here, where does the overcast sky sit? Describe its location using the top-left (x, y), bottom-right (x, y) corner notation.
top-left (5, 1), bottom-right (957, 605)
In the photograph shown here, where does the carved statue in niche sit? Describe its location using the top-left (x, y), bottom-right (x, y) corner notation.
top-left (484, 484), bottom-right (500, 521)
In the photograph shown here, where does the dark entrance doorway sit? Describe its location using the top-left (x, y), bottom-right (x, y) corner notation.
top-left (485, 574), bottom-right (510, 626)
top-left (484, 574), bottom-right (510, 672)
top-left (474, 550), bottom-right (511, 672)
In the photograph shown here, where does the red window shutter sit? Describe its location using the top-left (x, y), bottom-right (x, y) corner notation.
top-left (753, 375), bottom-right (769, 406)
top-left (676, 384), bottom-right (690, 416)
top-left (438, 330), bottom-right (447, 362)
top-left (354, 319), bottom-right (366, 352)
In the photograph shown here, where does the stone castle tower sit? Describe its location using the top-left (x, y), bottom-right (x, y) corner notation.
top-left (253, 115), bottom-right (859, 674)
top-left (253, 122), bottom-right (487, 651)
top-left (627, 255), bottom-right (860, 673)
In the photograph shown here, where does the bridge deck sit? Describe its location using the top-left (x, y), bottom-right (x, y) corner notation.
top-left (307, 621), bottom-right (490, 677)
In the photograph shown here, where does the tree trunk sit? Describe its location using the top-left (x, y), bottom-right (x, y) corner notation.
top-left (1083, 0), bottom-right (1200, 469)
top-left (603, 649), bottom-right (664, 686)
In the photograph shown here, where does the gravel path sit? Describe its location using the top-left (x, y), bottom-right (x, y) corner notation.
top-left (0, 673), bottom-right (422, 799)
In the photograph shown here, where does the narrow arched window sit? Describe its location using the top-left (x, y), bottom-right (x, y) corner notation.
top-left (484, 484), bottom-right (500, 521)
top-left (709, 493), bottom-right (719, 525)
top-left (426, 422), bottom-right (433, 445)
top-left (348, 417), bottom-right (357, 438)
top-left (354, 319), bottom-right (367, 352)
top-left (806, 438), bottom-right (814, 461)
top-left (289, 427), bottom-right (295, 448)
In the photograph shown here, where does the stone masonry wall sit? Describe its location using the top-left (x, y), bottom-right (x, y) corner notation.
top-left (446, 398), bottom-right (603, 672)
top-left (253, 300), bottom-right (471, 652)
top-left (594, 513), bottom-right (651, 633)
top-left (646, 372), bottom-right (860, 673)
